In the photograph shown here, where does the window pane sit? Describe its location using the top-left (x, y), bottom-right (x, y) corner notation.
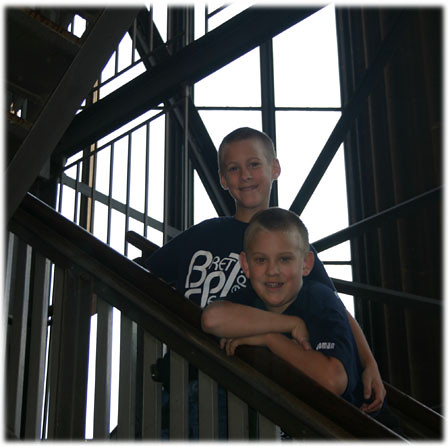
top-left (95, 145), bottom-right (111, 196)
top-left (273, 5), bottom-right (341, 108)
top-left (111, 137), bottom-right (129, 204)
top-left (195, 48), bottom-right (261, 107)
top-left (147, 116), bottom-right (165, 223)
top-left (129, 126), bottom-right (147, 213)
top-left (300, 146), bottom-right (348, 241)
top-left (92, 200), bottom-right (109, 244)
top-left (276, 110), bottom-right (341, 210)
top-left (198, 110), bottom-right (262, 148)
top-left (194, 170), bottom-right (218, 224)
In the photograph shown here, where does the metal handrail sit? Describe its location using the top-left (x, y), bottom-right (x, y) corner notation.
top-left (7, 193), bottom-right (421, 439)
top-left (125, 230), bottom-right (443, 438)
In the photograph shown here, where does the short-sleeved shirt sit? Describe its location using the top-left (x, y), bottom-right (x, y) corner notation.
top-left (144, 216), bottom-right (335, 309)
top-left (226, 279), bottom-right (364, 407)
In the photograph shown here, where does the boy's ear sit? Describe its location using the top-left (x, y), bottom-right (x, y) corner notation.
top-left (302, 250), bottom-right (314, 277)
top-left (272, 158), bottom-right (281, 180)
top-left (219, 172), bottom-right (229, 190)
top-left (239, 251), bottom-right (250, 278)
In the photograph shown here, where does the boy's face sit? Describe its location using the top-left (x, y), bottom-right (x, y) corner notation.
top-left (219, 138), bottom-right (280, 218)
top-left (240, 229), bottom-right (314, 313)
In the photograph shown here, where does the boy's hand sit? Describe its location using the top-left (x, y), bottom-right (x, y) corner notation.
top-left (360, 363), bottom-right (386, 413)
top-left (220, 334), bottom-right (268, 356)
top-left (290, 317), bottom-right (312, 351)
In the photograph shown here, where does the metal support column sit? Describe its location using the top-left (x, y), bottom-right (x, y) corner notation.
top-left (260, 38), bottom-right (278, 207)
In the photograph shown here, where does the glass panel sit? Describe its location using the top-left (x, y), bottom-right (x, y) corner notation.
top-left (101, 53), bottom-right (117, 83)
top-left (324, 262), bottom-right (354, 315)
top-left (147, 115), bottom-right (166, 224)
top-left (195, 48), bottom-right (261, 107)
top-left (129, 126), bottom-right (147, 213)
top-left (111, 137), bottom-right (129, 204)
top-left (198, 110), bottom-right (262, 148)
top-left (152, 4), bottom-right (167, 42)
top-left (128, 218), bottom-right (144, 259)
top-left (95, 145), bottom-right (111, 196)
top-left (273, 5), bottom-right (341, 108)
top-left (146, 226), bottom-right (163, 247)
top-left (194, 170), bottom-right (218, 224)
top-left (110, 209), bottom-right (126, 254)
top-left (72, 15), bottom-right (86, 38)
top-left (300, 146), bottom-right (349, 240)
top-left (93, 200), bottom-right (109, 244)
top-left (276, 110), bottom-right (341, 209)
top-left (60, 185), bottom-right (76, 220)
top-left (117, 33), bottom-right (139, 72)
top-left (99, 63), bottom-right (146, 100)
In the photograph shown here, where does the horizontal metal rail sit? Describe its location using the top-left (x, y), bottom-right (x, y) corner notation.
top-left (125, 228), bottom-right (442, 439)
top-left (8, 193), bottom-right (406, 439)
top-left (312, 186), bottom-right (441, 253)
top-left (332, 278), bottom-right (440, 311)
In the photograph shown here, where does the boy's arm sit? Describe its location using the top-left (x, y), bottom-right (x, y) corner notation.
top-left (202, 301), bottom-right (310, 347)
top-left (346, 310), bottom-right (386, 411)
top-left (222, 333), bottom-right (347, 395)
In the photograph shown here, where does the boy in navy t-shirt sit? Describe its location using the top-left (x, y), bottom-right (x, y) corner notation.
top-left (202, 207), bottom-right (366, 405)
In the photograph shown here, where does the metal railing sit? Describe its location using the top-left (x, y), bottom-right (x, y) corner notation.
top-left (5, 193), bottom-right (416, 440)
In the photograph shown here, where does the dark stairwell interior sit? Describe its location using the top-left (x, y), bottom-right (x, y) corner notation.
top-left (5, 4), bottom-right (442, 440)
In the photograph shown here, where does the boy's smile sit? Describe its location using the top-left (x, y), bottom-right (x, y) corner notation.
top-left (240, 229), bottom-right (314, 313)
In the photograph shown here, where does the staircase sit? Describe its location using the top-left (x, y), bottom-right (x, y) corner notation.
top-left (5, 193), bottom-right (442, 439)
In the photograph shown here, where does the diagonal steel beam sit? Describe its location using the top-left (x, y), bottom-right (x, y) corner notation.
top-left (55, 6), bottom-right (322, 159)
top-left (7, 8), bottom-right (140, 222)
top-left (289, 10), bottom-right (413, 216)
top-left (311, 186), bottom-right (441, 252)
top-left (131, 9), bottom-right (234, 216)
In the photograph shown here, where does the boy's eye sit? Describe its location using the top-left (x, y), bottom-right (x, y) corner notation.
top-left (249, 162), bottom-right (260, 168)
top-left (280, 256), bottom-right (293, 263)
top-left (253, 257), bottom-right (266, 264)
top-left (227, 166), bottom-right (238, 172)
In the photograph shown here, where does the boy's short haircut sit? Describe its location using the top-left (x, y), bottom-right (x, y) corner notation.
top-left (218, 127), bottom-right (276, 172)
top-left (244, 207), bottom-right (310, 254)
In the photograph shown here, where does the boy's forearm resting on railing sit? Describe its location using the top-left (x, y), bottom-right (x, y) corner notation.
top-left (201, 301), bottom-right (310, 347)
top-left (201, 301), bottom-right (347, 395)
top-left (220, 332), bottom-right (348, 395)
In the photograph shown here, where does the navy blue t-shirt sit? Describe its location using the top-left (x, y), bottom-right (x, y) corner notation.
top-left (144, 217), bottom-right (335, 309)
top-left (226, 279), bottom-right (364, 408)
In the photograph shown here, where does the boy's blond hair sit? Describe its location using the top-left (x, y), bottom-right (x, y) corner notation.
top-left (244, 207), bottom-right (310, 254)
top-left (218, 127), bottom-right (276, 172)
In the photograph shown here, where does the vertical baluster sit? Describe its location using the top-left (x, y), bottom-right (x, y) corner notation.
top-left (170, 351), bottom-right (189, 439)
top-left (46, 266), bottom-right (92, 439)
top-left (24, 253), bottom-right (51, 439)
top-left (93, 297), bottom-right (113, 438)
top-left (6, 238), bottom-right (32, 438)
top-left (227, 391), bottom-right (249, 439)
top-left (142, 332), bottom-right (163, 438)
top-left (117, 315), bottom-right (137, 439)
top-left (198, 370), bottom-right (219, 439)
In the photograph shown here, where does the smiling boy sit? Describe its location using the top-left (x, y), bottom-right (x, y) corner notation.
top-left (202, 207), bottom-right (362, 400)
